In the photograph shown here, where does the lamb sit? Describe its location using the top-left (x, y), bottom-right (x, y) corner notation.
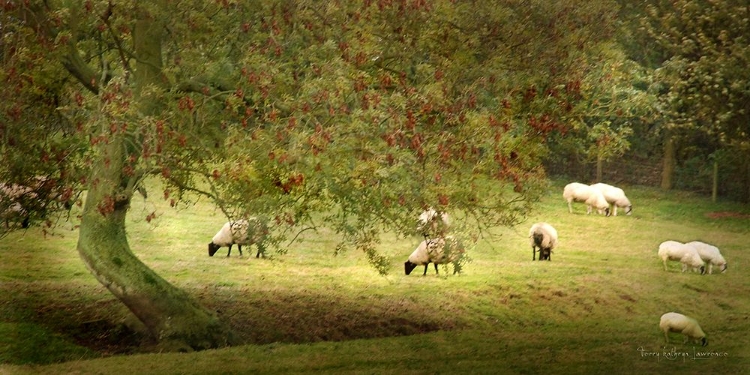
top-left (562, 182), bottom-right (610, 216)
top-left (529, 222), bottom-right (557, 261)
top-left (686, 241), bottom-right (727, 274)
top-left (404, 236), bottom-right (464, 276)
top-left (657, 240), bottom-right (706, 274)
top-left (417, 207), bottom-right (451, 239)
top-left (659, 312), bottom-right (708, 346)
top-left (208, 218), bottom-right (268, 258)
top-left (590, 183), bottom-right (632, 216)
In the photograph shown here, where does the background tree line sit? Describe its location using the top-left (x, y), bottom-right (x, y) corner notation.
top-left (547, 0), bottom-right (750, 203)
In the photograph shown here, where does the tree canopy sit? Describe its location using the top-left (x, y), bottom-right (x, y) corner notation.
top-left (2, 0), bottom-right (634, 350)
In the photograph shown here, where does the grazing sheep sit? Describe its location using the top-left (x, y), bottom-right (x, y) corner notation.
top-left (686, 241), bottom-right (727, 274)
top-left (590, 183), bottom-right (632, 216)
top-left (417, 207), bottom-right (451, 239)
top-left (208, 218), bottom-right (268, 258)
top-left (529, 222), bottom-right (557, 261)
top-left (659, 312), bottom-right (708, 346)
top-left (0, 182), bottom-right (35, 228)
top-left (404, 236), bottom-right (464, 276)
top-left (562, 182), bottom-right (611, 216)
top-left (657, 240), bottom-right (706, 274)
top-left (1, 176), bottom-right (73, 229)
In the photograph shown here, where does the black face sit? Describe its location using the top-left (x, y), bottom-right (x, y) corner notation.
top-left (404, 261), bottom-right (418, 275)
top-left (208, 243), bottom-right (220, 257)
top-left (700, 265), bottom-right (706, 275)
top-left (539, 248), bottom-right (551, 260)
top-left (605, 207), bottom-right (611, 217)
top-left (701, 337), bottom-right (708, 347)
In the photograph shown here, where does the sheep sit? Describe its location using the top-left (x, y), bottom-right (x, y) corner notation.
top-left (686, 241), bottom-right (727, 274)
top-left (416, 207), bottom-right (451, 240)
top-left (657, 240), bottom-right (706, 274)
top-left (1, 182), bottom-right (35, 228)
top-left (404, 236), bottom-right (464, 276)
top-left (562, 182), bottom-right (610, 216)
top-left (659, 312), bottom-right (708, 346)
top-left (529, 222), bottom-right (557, 261)
top-left (208, 218), bottom-right (268, 258)
top-left (590, 182), bottom-right (632, 216)
top-left (0, 176), bottom-right (73, 229)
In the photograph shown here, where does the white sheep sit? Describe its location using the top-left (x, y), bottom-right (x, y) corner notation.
top-left (417, 207), bottom-right (451, 239)
top-left (208, 218), bottom-right (268, 258)
top-left (686, 241), bottom-right (727, 274)
top-left (1, 182), bottom-right (35, 228)
top-left (659, 312), bottom-right (708, 346)
top-left (562, 182), bottom-right (610, 216)
top-left (590, 183), bottom-right (632, 216)
top-left (529, 222), bottom-right (557, 261)
top-left (657, 240), bottom-right (706, 274)
top-left (404, 236), bottom-right (464, 276)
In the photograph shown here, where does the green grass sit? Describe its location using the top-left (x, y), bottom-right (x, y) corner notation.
top-left (1, 179), bottom-right (749, 374)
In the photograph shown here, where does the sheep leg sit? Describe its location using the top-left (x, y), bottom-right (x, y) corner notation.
top-left (663, 330), bottom-right (670, 344)
top-left (612, 205), bottom-right (618, 216)
top-left (567, 201), bottom-right (573, 214)
top-left (226, 244), bottom-right (233, 257)
top-left (237, 244), bottom-right (243, 257)
top-left (532, 246), bottom-right (537, 261)
top-left (256, 244), bottom-right (266, 258)
top-left (422, 264), bottom-right (429, 276)
top-left (433, 263), bottom-right (439, 275)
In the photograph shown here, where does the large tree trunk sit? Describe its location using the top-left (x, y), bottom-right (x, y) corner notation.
top-left (661, 135), bottom-right (675, 191)
top-left (77, 135), bottom-right (235, 351)
top-left (75, 8), bottom-right (235, 351)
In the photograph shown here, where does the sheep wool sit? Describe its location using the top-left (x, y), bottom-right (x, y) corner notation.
top-left (590, 183), bottom-right (632, 216)
top-left (529, 222), bottom-right (557, 261)
top-left (658, 240), bottom-right (706, 274)
top-left (417, 208), bottom-right (451, 238)
top-left (659, 312), bottom-right (708, 346)
top-left (405, 236), bottom-right (464, 276)
top-left (562, 182), bottom-right (610, 216)
top-left (686, 241), bottom-right (727, 274)
top-left (1, 183), bottom-right (35, 228)
top-left (208, 218), bottom-right (268, 258)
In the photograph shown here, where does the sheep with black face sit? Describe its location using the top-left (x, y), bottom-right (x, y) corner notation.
top-left (208, 218), bottom-right (268, 258)
top-left (404, 236), bottom-right (464, 276)
top-left (529, 222), bottom-right (557, 261)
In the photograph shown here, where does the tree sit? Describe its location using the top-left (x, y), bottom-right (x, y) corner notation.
top-left (1, 0), bottom-right (619, 350)
top-left (644, 0), bottom-right (750, 200)
top-left (543, 43), bottom-right (653, 182)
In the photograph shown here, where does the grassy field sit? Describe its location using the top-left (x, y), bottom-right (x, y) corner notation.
top-left (1, 180), bottom-right (749, 374)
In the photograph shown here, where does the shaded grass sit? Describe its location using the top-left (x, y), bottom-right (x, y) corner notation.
top-left (1, 179), bottom-right (749, 373)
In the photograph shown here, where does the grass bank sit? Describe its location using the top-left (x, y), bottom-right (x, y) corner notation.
top-left (1, 181), bottom-right (748, 374)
